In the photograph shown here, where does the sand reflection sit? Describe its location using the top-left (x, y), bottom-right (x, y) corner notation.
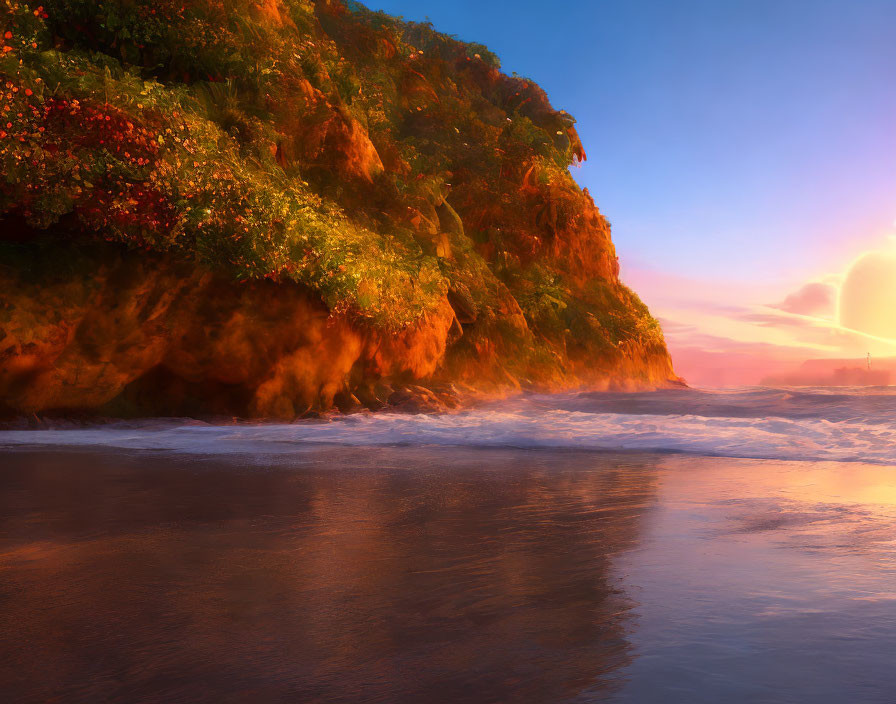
top-left (0, 447), bottom-right (659, 703)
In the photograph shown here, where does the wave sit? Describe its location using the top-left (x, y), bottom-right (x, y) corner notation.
top-left (2, 386), bottom-right (896, 464)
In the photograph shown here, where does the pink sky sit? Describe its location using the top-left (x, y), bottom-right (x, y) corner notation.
top-left (623, 234), bottom-right (896, 387)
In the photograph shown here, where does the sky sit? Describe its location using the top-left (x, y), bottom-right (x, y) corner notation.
top-left (367, 0), bottom-right (896, 386)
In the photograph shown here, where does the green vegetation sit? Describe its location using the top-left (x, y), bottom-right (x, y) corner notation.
top-left (0, 0), bottom-right (666, 374)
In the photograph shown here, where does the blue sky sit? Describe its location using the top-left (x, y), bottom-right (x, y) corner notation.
top-left (365, 0), bottom-right (896, 383)
top-left (368, 0), bottom-right (896, 279)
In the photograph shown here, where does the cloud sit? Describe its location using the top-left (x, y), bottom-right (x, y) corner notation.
top-left (735, 305), bottom-right (896, 351)
top-left (623, 256), bottom-right (896, 386)
top-left (654, 317), bottom-right (699, 335)
top-left (656, 296), bottom-right (896, 386)
top-left (737, 307), bottom-right (833, 331)
top-left (769, 281), bottom-right (837, 319)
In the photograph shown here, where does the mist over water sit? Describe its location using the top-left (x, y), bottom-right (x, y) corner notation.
top-left (3, 386), bottom-right (896, 464)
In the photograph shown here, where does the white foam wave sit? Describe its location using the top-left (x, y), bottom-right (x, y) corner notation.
top-left (3, 388), bottom-right (896, 464)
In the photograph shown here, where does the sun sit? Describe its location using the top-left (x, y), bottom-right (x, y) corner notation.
top-left (839, 249), bottom-right (896, 340)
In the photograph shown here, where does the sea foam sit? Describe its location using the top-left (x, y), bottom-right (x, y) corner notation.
top-left (2, 387), bottom-right (896, 464)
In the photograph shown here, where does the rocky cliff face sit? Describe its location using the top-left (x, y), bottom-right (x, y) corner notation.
top-left (0, 0), bottom-right (677, 418)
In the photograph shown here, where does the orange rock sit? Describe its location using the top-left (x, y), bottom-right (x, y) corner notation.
top-left (0, 250), bottom-right (456, 418)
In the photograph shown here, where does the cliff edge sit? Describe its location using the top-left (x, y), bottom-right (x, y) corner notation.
top-left (0, 0), bottom-right (677, 418)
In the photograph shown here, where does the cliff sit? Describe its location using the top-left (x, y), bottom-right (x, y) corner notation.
top-left (0, 0), bottom-right (677, 418)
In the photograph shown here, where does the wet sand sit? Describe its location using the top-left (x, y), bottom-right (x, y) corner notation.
top-left (1, 447), bottom-right (895, 702)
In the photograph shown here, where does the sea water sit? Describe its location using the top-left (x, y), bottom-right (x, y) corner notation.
top-left (2, 386), bottom-right (895, 463)
top-left (2, 387), bottom-right (896, 702)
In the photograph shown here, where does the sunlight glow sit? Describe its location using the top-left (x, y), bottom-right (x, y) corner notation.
top-left (839, 248), bottom-right (896, 341)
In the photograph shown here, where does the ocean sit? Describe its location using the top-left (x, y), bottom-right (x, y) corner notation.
top-left (3, 386), bottom-right (896, 463)
top-left (2, 386), bottom-right (896, 702)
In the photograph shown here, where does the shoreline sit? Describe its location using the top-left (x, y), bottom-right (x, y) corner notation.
top-left (0, 378), bottom-right (689, 430)
top-left (2, 384), bottom-right (896, 466)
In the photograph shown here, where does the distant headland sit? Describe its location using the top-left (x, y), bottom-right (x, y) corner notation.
top-left (761, 357), bottom-right (894, 387)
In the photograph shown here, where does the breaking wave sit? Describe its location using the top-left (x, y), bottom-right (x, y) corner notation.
top-left (3, 387), bottom-right (896, 464)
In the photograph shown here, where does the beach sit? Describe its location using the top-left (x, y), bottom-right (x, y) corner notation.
top-left (2, 420), bottom-right (896, 702)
